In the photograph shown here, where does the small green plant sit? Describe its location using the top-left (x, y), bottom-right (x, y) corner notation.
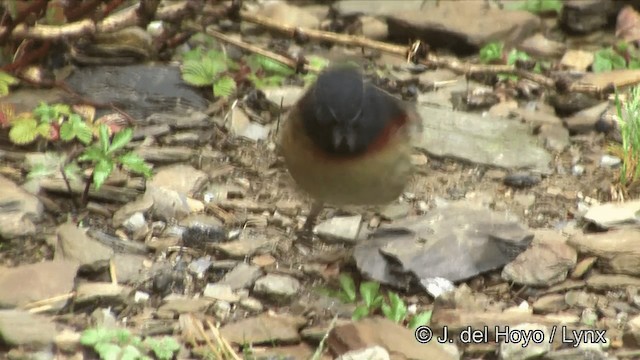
top-left (7, 102), bottom-right (94, 145)
top-left (610, 86), bottom-right (640, 189)
top-left (80, 326), bottom-right (180, 360)
top-left (505, 0), bottom-right (563, 14)
top-left (77, 124), bottom-right (153, 192)
top-left (0, 70), bottom-right (18, 96)
top-left (593, 47), bottom-right (628, 73)
top-left (181, 48), bottom-right (238, 98)
top-left (479, 42), bottom-right (504, 64)
top-left (26, 152), bottom-right (81, 182)
top-left (330, 274), bottom-right (431, 328)
top-left (479, 42), bottom-right (536, 81)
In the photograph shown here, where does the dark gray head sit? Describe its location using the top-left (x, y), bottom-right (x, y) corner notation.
top-left (299, 66), bottom-right (405, 156)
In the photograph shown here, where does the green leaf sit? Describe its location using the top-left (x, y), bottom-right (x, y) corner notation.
top-left (145, 337), bottom-right (181, 360)
top-left (63, 162), bottom-right (82, 181)
top-left (94, 342), bottom-right (122, 360)
top-left (99, 124), bottom-right (110, 154)
top-left (505, 0), bottom-right (562, 13)
top-left (359, 281), bottom-right (380, 309)
top-left (78, 146), bottom-right (106, 163)
top-left (593, 48), bottom-right (627, 73)
top-left (479, 42), bottom-right (504, 64)
top-left (247, 54), bottom-right (294, 76)
top-left (506, 49), bottom-right (530, 65)
top-left (381, 292), bottom-right (407, 324)
top-left (120, 344), bottom-right (143, 360)
top-left (27, 164), bottom-right (52, 180)
top-left (182, 60), bottom-right (215, 86)
top-left (352, 305), bottom-right (370, 321)
top-left (75, 123), bottom-right (93, 145)
top-left (9, 118), bottom-right (38, 144)
top-left (118, 152), bottom-right (153, 178)
top-left (108, 128), bottom-right (133, 154)
top-left (408, 310), bottom-right (433, 329)
top-left (59, 121), bottom-right (74, 141)
top-left (36, 122), bottom-right (51, 139)
top-left (213, 75), bottom-right (237, 98)
top-left (338, 274), bottom-right (357, 303)
top-left (92, 159), bottom-right (114, 190)
top-left (0, 71), bottom-right (18, 96)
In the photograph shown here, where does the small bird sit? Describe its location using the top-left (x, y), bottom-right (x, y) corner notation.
top-left (279, 65), bottom-right (422, 235)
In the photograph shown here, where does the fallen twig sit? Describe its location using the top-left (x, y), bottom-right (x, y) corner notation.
top-left (237, 9), bottom-right (613, 97)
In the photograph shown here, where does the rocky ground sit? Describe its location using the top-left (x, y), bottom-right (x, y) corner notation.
top-left (3, 0), bottom-right (640, 359)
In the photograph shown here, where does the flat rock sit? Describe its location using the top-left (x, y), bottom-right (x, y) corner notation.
top-left (218, 263), bottom-right (263, 290)
top-left (416, 105), bottom-right (552, 174)
top-left (502, 241), bottom-right (577, 286)
top-left (213, 232), bottom-right (275, 258)
top-left (158, 297), bottom-right (213, 314)
top-left (315, 215), bottom-right (363, 244)
top-left (203, 283), bottom-right (239, 303)
top-left (112, 253), bottom-right (147, 284)
top-left (0, 260), bottom-right (78, 309)
top-left (148, 164), bottom-right (208, 196)
top-left (260, 1), bottom-right (321, 29)
top-left (518, 33), bottom-right (566, 59)
top-left (387, 1), bottom-right (540, 55)
top-left (229, 106), bottom-right (270, 142)
top-left (328, 317), bottom-right (456, 360)
top-left (66, 64), bottom-right (207, 120)
top-left (587, 274), bottom-right (640, 290)
top-left (354, 200), bottom-right (533, 286)
top-left (145, 185), bottom-right (190, 222)
top-left (0, 175), bottom-right (43, 239)
top-left (568, 230), bottom-right (640, 276)
top-left (563, 102), bottom-right (609, 135)
top-left (533, 294), bottom-right (568, 314)
top-left (55, 223), bottom-right (113, 270)
top-left (220, 313), bottom-right (306, 345)
top-left (0, 310), bottom-right (57, 346)
top-left (112, 193), bottom-right (154, 228)
top-left (332, 0), bottom-right (425, 16)
top-left (75, 282), bottom-right (132, 305)
top-left (253, 274), bottom-right (301, 303)
top-left (263, 86), bottom-right (305, 108)
top-left (583, 200), bottom-right (640, 228)
top-left (560, 0), bottom-right (615, 34)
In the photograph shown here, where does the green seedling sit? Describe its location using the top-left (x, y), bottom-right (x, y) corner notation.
top-left (81, 326), bottom-right (180, 360)
top-left (77, 124), bottom-right (152, 201)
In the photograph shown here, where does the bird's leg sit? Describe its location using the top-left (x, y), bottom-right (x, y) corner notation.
top-left (304, 201), bottom-right (324, 231)
top-left (296, 201), bottom-right (324, 243)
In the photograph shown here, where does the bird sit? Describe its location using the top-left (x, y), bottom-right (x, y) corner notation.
top-left (279, 65), bottom-right (422, 237)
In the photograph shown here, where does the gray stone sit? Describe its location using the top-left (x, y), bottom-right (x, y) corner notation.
top-left (0, 261), bottom-right (78, 309)
top-left (315, 215), bottom-right (363, 244)
top-left (55, 223), bottom-right (113, 269)
top-left (203, 283), bottom-right (239, 303)
top-left (0, 175), bottom-right (43, 239)
top-left (583, 200), bottom-right (640, 229)
top-left (220, 313), bottom-right (305, 345)
top-left (219, 263), bottom-right (263, 290)
top-left (354, 200), bottom-right (533, 286)
top-left (253, 274), bottom-right (301, 302)
top-left (148, 164), bottom-right (208, 196)
top-left (0, 310), bottom-right (57, 346)
top-left (263, 86), bottom-right (304, 108)
top-left (502, 241), bottom-right (577, 286)
top-left (387, 1), bottom-right (540, 55)
top-left (416, 105), bottom-right (552, 174)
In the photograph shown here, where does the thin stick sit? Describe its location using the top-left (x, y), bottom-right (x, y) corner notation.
top-left (237, 10), bottom-right (611, 96)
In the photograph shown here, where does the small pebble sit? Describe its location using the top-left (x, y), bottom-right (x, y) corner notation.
top-left (600, 155), bottom-right (621, 168)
